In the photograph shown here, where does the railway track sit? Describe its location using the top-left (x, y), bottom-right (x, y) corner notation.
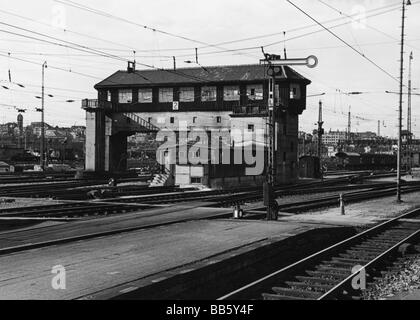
top-left (218, 208), bottom-right (420, 300)
top-left (0, 180), bottom-right (177, 199)
top-left (101, 179), bottom-right (395, 206)
top-left (3, 182), bottom-right (420, 228)
top-left (208, 182), bottom-right (420, 209)
top-left (1, 182), bottom-right (420, 262)
top-left (0, 170), bottom-right (398, 201)
top-left (241, 184), bottom-right (420, 215)
top-left (4, 182), bottom-right (414, 221)
top-left (0, 202), bottom-right (155, 219)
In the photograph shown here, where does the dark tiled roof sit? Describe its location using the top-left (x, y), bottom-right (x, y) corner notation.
top-left (95, 64), bottom-right (311, 88)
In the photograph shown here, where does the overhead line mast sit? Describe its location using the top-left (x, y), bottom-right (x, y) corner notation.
top-left (397, 0), bottom-right (412, 203)
top-left (407, 52), bottom-right (413, 172)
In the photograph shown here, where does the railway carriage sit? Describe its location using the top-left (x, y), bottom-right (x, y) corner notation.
top-left (335, 152), bottom-right (396, 171)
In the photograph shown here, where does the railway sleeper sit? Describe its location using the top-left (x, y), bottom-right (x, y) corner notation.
top-left (271, 287), bottom-right (321, 299)
top-left (375, 232), bottom-right (416, 239)
top-left (367, 236), bottom-right (407, 242)
top-left (316, 265), bottom-right (352, 273)
top-left (324, 260), bottom-right (367, 267)
top-left (285, 281), bottom-right (333, 292)
top-left (368, 238), bottom-right (409, 245)
top-left (262, 293), bottom-right (312, 301)
top-left (295, 276), bottom-right (340, 285)
top-left (372, 232), bottom-right (416, 239)
top-left (351, 245), bottom-right (389, 252)
top-left (340, 252), bottom-right (378, 259)
top-left (344, 248), bottom-right (382, 255)
top-left (306, 269), bottom-right (350, 278)
top-left (331, 257), bottom-right (372, 264)
top-left (356, 242), bottom-right (401, 250)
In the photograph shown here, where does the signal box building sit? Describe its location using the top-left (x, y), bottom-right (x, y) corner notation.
top-left (84, 63), bottom-right (311, 188)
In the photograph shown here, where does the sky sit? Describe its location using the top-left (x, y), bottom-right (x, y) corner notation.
top-left (0, 0), bottom-right (419, 138)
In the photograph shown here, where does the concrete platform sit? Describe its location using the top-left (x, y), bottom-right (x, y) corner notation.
top-left (279, 191), bottom-right (420, 227)
top-left (0, 219), bottom-right (331, 300)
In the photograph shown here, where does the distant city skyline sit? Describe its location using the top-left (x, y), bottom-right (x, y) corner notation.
top-left (1, 0), bottom-right (419, 138)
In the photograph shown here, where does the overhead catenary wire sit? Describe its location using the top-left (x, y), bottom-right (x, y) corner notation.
top-left (0, 1), bottom-right (413, 63)
top-left (54, 0), bottom-right (408, 52)
top-left (316, 0), bottom-right (420, 51)
top-left (155, 3), bottom-right (417, 59)
top-left (53, 0), bottom-right (258, 61)
top-left (286, 0), bottom-right (405, 85)
top-left (0, 7), bottom-right (136, 51)
top-left (2, 1), bottom-right (418, 132)
top-left (0, 22), bottom-right (218, 84)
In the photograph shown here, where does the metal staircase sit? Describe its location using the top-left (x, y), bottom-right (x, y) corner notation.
top-left (150, 168), bottom-right (172, 187)
top-left (123, 113), bottom-right (160, 132)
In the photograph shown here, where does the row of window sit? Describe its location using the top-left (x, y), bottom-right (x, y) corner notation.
top-left (149, 116), bottom-right (223, 124)
top-left (116, 85), bottom-right (264, 104)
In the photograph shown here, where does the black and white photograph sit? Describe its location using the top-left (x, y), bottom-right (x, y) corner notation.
top-left (1, 0), bottom-right (420, 311)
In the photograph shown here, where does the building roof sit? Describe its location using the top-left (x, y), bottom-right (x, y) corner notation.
top-left (95, 64), bottom-right (311, 89)
top-left (30, 122), bottom-right (52, 128)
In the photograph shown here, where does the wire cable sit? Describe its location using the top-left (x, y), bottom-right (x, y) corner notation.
top-left (287, 0), bottom-right (402, 84)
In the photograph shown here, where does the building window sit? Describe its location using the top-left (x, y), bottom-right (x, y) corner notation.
top-left (247, 84), bottom-right (263, 101)
top-left (191, 177), bottom-right (202, 184)
top-left (193, 116), bottom-right (197, 123)
top-left (138, 88), bottom-right (153, 103)
top-left (223, 86), bottom-right (240, 101)
top-left (248, 124), bottom-right (255, 132)
top-left (201, 86), bottom-right (217, 102)
top-left (107, 90), bottom-right (111, 102)
top-left (291, 141), bottom-right (294, 151)
top-left (170, 117), bottom-right (175, 124)
top-left (159, 88), bottom-right (173, 103)
top-left (179, 87), bottom-right (195, 102)
top-left (216, 116), bottom-right (222, 123)
top-left (118, 89), bottom-right (132, 103)
top-left (290, 84), bottom-right (301, 99)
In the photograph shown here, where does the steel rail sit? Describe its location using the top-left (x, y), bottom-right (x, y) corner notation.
top-left (218, 208), bottom-right (420, 300)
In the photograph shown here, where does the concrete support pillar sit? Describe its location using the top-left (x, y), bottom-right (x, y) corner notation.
top-left (108, 133), bottom-right (128, 172)
top-left (104, 116), bottom-right (112, 172)
top-left (85, 110), bottom-right (105, 171)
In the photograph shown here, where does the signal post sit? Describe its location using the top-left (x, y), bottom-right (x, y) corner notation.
top-left (261, 53), bottom-right (318, 221)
